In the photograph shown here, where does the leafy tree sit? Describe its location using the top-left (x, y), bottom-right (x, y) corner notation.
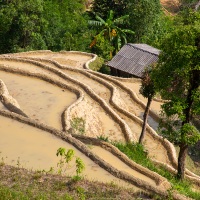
top-left (0, 0), bottom-right (91, 53)
top-left (42, 0), bottom-right (63, 51)
top-left (141, 14), bottom-right (174, 49)
top-left (51, 0), bottom-right (91, 51)
top-left (139, 67), bottom-right (156, 144)
top-left (89, 10), bottom-right (134, 59)
top-left (90, 34), bottom-right (114, 60)
top-left (42, 0), bottom-right (91, 52)
top-left (91, 0), bottom-right (162, 43)
top-left (126, 0), bottom-right (162, 42)
top-left (0, 0), bottom-right (47, 53)
top-left (56, 147), bottom-right (85, 178)
top-left (62, 12), bottom-right (92, 52)
top-left (180, 0), bottom-right (200, 10)
top-left (174, 8), bottom-right (200, 26)
top-left (151, 13), bottom-right (200, 180)
top-left (91, 0), bottom-right (126, 19)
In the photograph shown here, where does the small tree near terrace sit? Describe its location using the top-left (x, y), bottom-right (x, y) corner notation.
top-left (151, 19), bottom-right (200, 180)
top-left (139, 67), bottom-right (156, 144)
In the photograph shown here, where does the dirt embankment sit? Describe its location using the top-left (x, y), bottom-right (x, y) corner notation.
top-left (0, 50), bottom-right (199, 199)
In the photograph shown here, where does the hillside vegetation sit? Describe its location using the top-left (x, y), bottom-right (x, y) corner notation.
top-left (0, 0), bottom-right (199, 199)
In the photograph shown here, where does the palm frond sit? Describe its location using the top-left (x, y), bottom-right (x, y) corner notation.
top-left (116, 36), bottom-right (122, 50)
top-left (88, 20), bottom-right (103, 27)
top-left (108, 10), bottom-right (114, 21)
top-left (106, 10), bottom-right (114, 27)
top-left (114, 15), bottom-right (129, 25)
top-left (99, 29), bottom-right (107, 37)
top-left (122, 29), bottom-right (135, 35)
top-left (115, 28), bottom-right (127, 45)
top-left (95, 15), bottom-right (106, 24)
top-left (121, 34), bottom-right (127, 44)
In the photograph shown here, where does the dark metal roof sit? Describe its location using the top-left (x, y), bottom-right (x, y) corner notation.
top-left (107, 43), bottom-right (161, 78)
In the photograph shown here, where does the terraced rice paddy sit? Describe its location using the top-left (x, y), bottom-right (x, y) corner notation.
top-left (0, 50), bottom-right (199, 196)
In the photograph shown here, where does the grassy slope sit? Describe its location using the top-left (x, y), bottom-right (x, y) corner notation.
top-left (115, 143), bottom-right (200, 200)
top-left (0, 164), bottom-right (152, 200)
top-left (1, 142), bottom-right (200, 199)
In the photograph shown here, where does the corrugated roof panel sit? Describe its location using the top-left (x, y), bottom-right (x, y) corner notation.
top-left (130, 43), bottom-right (161, 55)
top-left (119, 46), bottom-right (136, 59)
top-left (140, 54), bottom-right (155, 66)
top-left (107, 43), bottom-right (160, 78)
top-left (119, 59), bottom-right (133, 72)
top-left (129, 63), bottom-right (143, 77)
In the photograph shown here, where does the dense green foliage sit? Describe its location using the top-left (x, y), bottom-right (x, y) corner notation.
top-left (88, 56), bottom-right (104, 71)
top-left (152, 10), bottom-right (200, 179)
top-left (0, 0), bottom-right (91, 53)
top-left (88, 10), bottom-right (134, 59)
top-left (0, 0), bottom-right (173, 57)
top-left (88, 56), bottom-right (110, 74)
top-left (114, 143), bottom-right (149, 166)
top-left (91, 0), bottom-right (162, 42)
top-left (89, 0), bottom-right (183, 57)
top-left (91, 0), bottom-right (128, 20)
top-left (180, 0), bottom-right (200, 10)
top-left (141, 13), bottom-right (174, 48)
top-left (0, 0), bottom-right (46, 52)
top-left (0, 0), bottom-right (198, 58)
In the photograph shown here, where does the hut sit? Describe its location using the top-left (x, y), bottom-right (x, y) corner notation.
top-left (107, 43), bottom-right (161, 78)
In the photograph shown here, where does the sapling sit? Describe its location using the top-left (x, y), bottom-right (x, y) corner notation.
top-left (56, 147), bottom-right (85, 179)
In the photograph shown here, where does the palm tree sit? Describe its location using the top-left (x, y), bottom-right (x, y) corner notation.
top-left (88, 10), bottom-right (134, 58)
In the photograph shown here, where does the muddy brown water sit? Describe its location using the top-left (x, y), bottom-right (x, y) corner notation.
top-left (90, 146), bottom-right (157, 187)
top-left (0, 59), bottom-right (170, 163)
top-left (0, 115), bottom-right (140, 190)
top-left (0, 71), bottom-right (77, 130)
top-left (10, 52), bottom-right (92, 68)
top-left (61, 69), bottom-right (111, 101)
top-left (122, 81), bottom-right (162, 116)
top-left (0, 52), bottom-right (173, 191)
top-left (0, 60), bottom-right (124, 141)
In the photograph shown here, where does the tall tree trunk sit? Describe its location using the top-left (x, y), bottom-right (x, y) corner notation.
top-left (139, 97), bottom-right (152, 144)
top-left (177, 70), bottom-right (199, 179)
top-left (177, 143), bottom-right (188, 180)
top-left (177, 88), bottom-right (191, 180)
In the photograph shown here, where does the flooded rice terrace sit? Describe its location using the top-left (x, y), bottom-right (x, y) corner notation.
top-left (0, 50), bottom-right (178, 191)
top-left (0, 115), bottom-right (139, 189)
top-left (1, 71), bottom-right (77, 130)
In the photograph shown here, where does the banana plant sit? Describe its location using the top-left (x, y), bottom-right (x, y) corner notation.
top-left (89, 10), bottom-right (134, 58)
